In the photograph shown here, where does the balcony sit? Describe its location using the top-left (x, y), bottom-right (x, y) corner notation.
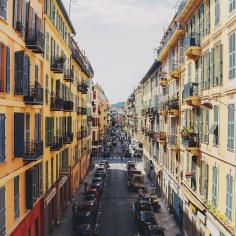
top-left (25, 29), bottom-right (45, 53)
top-left (159, 77), bottom-right (167, 87)
top-left (64, 69), bottom-right (74, 82)
top-left (63, 132), bottom-right (73, 144)
top-left (181, 132), bottom-right (200, 156)
top-left (176, 0), bottom-right (201, 23)
top-left (182, 82), bottom-right (201, 106)
top-left (160, 102), bottom-right (168, 116)
top-left (77, 83), bottom-right (88, 94)
top-left (81, 129), bottom-right (88, 138)
top-left (169, 60), bottom-right (182, 79)
top-left (24, 85), bottom-right (43, 105)
top-left (167, 135), bottom-right (179, 151)
top-left (24, 141), bottom-right (43, 161)
top-left (50, 57), bottom-right (65, 73)
top-left (50, 96), bottom-right (64, 111)
top-left (77, 107), bottom-right (87, 115)
top-left (168, 98), bottom-right (179, 116)
top-left (157, 132), bottom-right (167, 144)
top-left (63, 101), bottom-right (74, 112)
top-left (157, 22), bottom-right (185, 61)
top-left (50, 136), bottom-right (63, 151)
top-left (184, 32), bottom-right (201, 60)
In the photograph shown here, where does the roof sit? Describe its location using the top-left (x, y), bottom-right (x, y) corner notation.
top-left (140, 60), bottom-right (160, 84)
top-left (57, 0), bottom-right (76, 35)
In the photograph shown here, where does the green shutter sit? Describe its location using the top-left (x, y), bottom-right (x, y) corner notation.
top-left (217, 44), bottom-right (222, 85)
top-left (211, 47), bottom-right (215, 87)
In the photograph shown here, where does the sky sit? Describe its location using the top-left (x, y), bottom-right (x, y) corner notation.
top-left (62, 0), bottom-right (179, 103)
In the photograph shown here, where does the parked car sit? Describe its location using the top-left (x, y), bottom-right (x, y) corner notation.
top-left (93, 172), bottom-right (103, 179)
top-left (134, 198), bottom-right (152, 213)
top-left (126, 162), bottom-right (136, 171)
top-left (92, 177), bottom-right (104, 186)
top-left (144, 225), bottom-right (165, 236)
top-left (73, 223), bottom-right (93, 236)
top-left (100, 160), bottom-right (110, 169)
top-left (90, 182), bottom-right (103, 194)
top-left (136, 211), bottom-right (156, 231)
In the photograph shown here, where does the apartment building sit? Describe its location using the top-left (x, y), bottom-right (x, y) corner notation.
top-left (128, 0), bottom-right (236, 235)
top-left (91, 83), bottom-right (110, 157)
top-left (0, 0), bottom-right (93, 235)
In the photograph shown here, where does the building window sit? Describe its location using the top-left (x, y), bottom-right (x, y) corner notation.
top-left (229, 32), bottom-right (236, 80)
top-left (0, 186), bottom-right (5, 235)
top-left (39, 163), bottom-right (43, 194)
top-left (0, 43), bottom-right (10, 93)
top-left (45, 32), bottom-right (49, 60)
top-left (205, 0), bottom-right (210, 35)
top-left (226, 174), bottom-right (233, 221)
top-left (0, 0), bottom-right (7, 19)
top-left (14, 176), bottom-right (20, 219)
top-left (215, 0), bottom-right (220, 25)
top-left (213, 105), bottom-right (219, 146)
top-left (51, 157), bottom-right (54, 184)
top-left (229, 0), bottom-right (236, 12)
top-left (227, 104), bottom-right (235, 150)
top-left (212, 166), bottom-right (218, 208)
top-left (45, 161), bottom-right (49, 190)
top-left (0, 114), bottom-right (5, 163)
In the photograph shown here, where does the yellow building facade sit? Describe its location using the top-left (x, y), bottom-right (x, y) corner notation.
top-left (0, 0), bottom-right (93, 235)
top-left (129, 1), bottom-right (236, 235)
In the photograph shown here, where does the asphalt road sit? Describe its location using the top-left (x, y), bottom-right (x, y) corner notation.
top-left (98, 140), bottom-right (139, 236)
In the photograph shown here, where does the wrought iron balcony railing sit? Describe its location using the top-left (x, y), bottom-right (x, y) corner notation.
top-left (50, 57), bottom-right (65, 73)
top-left (64, 69), bottom-right (74, 82)
top-left (77, 107), bottom-right (87, 115)
top-left (24, 141), bottom-right (43, 161)
top-left (63, 132), bottom-right (73, 144)
top-left (184, 32), bottom-right (201, 51)
top-left (182, 133), bottom-right (200, 148)
top-left (77, 83), bottom-right (88, 94)
top-left (50, 136), bottom-right (63, 151)
top-left (24, 85), bottom-right (43, 105)
top-left (182, 82), bottom-right (199, 99)
top-left (63, 101), bottom-right (74, 111)
top-left (50, 96), bottom-right (64, 111)
top-left (25, 29), bottom-right (45, 53)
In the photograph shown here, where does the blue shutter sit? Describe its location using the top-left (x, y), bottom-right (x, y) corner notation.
top-left (23, 54), bottom-right (29, 96)
top-left (0, 114), bottom-right (5, 163)
top-left (14, 112), bottom-right (24, 157)
top-left (6, 46), bottom-right (10, 93)
top-left (26, 169), bottom-right (33, 209)
top-left (0, 186), bottom-right (6, 235)
top-left (14, 50), bottom-right (24, 95)
top-left (211, 47), bottom-right (215, 87)
top-left (21, 0), bottom-right (26, 37)
top-left (217, 44), bottom-right (222, 85)
top-left (13, 0), bottom-right (18, 29)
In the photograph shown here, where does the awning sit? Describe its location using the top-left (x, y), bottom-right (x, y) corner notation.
top-left (182, 184), bottom-right (206, 212)
top-left (208, 124), bottom-right (218, 134)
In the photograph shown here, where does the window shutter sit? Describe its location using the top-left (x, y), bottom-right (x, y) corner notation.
top-left (35, 64), bottom-right (38, 81)
top-left (14, 50), bottom-right (24, 95)
top-left (6, 46), bottom-right (10, 93)
top-left (23, 54), bottom-right (29, 96)
top-left (0, 114), bottom-right (5, 163)
top-left (26, 169), bottom-right (33, 209)
top-left (211, 47), bottom-right (215, 87)
top-left (14, 112), bottom-right (24, 157)
top-left (200, 55), bottom-right (204, 89)
top-left (21, 0), bottom-right (26, 37)
top-left (218, 44), bottom-right (223, 85)
top-left (229, 33), bottom-right (236, 80)
top-left (13, 0), bottom-right (18, 29)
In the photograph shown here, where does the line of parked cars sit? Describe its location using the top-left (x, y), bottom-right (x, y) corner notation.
top-left (73, 160), bottom-right (110, 236)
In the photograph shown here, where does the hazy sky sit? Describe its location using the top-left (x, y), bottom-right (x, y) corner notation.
top-left (62, 0), bottom-right (179, 103)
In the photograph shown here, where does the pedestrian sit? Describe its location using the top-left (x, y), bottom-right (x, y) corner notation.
top-left (84, 181), bottom-right (87, 193)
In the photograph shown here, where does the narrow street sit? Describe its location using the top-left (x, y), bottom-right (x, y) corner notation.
top-left (52, 138), bottom-right (181, 236)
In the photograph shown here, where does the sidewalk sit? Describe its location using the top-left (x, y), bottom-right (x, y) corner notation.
top-left (137, 161), bottom-right (181, 236)
top-left (51, 169), bottom-right (95, 236)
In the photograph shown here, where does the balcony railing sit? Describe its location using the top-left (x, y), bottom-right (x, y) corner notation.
top-left (24, 141), bottom-right (43, 161)
top-left (182, 82), bottom-right (199, 99)
top-left (24, 85), bottom-right (43, 105)
top-left (63, 132), bottom-right (73, 144)
top-left (77, 107), bottom-right (87, 115)
top-left (77, 83), bottom-right (88, 94)
top-left (50, 136), bottom-right (63, 151)
top-left (81, 129), bottom-right (88, 138)
top-left (157, 22), bottom-right (185, 59)
top-left (168, 99), bottom-right (179, 110)
top-left (50, 96), bottom-right (64, 111)
top-left (63, 101), bottom-right (74, 112)
top-left (168, 135), bottom-right (177, 146)
top-left (25, 29), bottom-right (45, 53)
top-left (182, 133), bottom-right (200, 148)
top-left (64, 69), bottom-right (74, 82)
top-left (184, 32), bottom-right (201, 60)
top-left (50, 57), bottom-right (65, 73)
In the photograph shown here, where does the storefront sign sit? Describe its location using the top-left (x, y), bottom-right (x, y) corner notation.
top-left (44, 188), bottom-right (56, 206)
top-left (59, 176), bottom-right (68, 189)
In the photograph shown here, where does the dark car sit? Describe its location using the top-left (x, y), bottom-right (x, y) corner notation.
top-left (134, 199), bottom-right (152, 213)
top-left (77, 200), bottom-right (97, 216)
top-left (96, 167), bottom-right (107, 176)
top-left (144, 225), bottom-right (165, 236)
top-left (93, 172), bottom-right (103, 179)
top-left (136, 211), bottom-right (156, 231)
top-left (92, 177), bottom-right (104, 186)
top-left (74, 224), bottom-right (93, 236)
top-left (90, 182), bottom-right (103, 194)
top-left (126, 162), bottom-right (136, 171)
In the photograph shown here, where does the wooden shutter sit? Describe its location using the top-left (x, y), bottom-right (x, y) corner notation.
top-left (0, 114), bottom-right (5, 162)
top-left (6, 46), bottom-right (10, 93)
top-left (210, 47), bottom-right (214, 87)
top-left (26, 169), bottom-right (33, 209)
top-left (35, 64), bottom-right (38, 81)
top-left (13, 0), bottom-right (18, 29)
top-left (34, 114), bottom-right (38, 142)
top-left (23, 54), bottom-right (29, 96)
top-left (21, 0), bottom-right (26, 37)
top-left (217, 44), bottom-right (222, 85)
top-left (14, 112), bottom-right (24, 157)
top-left (14, 50), bottom-right (24, 95)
